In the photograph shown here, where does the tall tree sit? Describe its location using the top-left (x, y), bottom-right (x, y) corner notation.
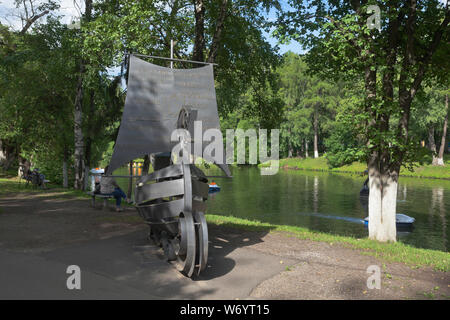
top-left (277, 52), bottom-right (339, 159)
top-left (437, 93), bottom-right (449, 165)
top-left (73, 0), bottom-right (93, 190)
top-left (0, 0), bottom-right (58, 170)
top-left (276, 0), bottom-right (450, 242)
top-left (277, 52), bottom-right (310, 158)
top-left (0, 17), bottom-right (78, 183)
top-left (192, 0), bottom-right (205, 62)
top-left (410, 85), bottom-right (449, 165)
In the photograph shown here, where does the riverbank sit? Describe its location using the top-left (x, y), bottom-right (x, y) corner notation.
top-left (259, 156), bottom-right (450, 179)
top-left (206, 215), bottom-right (450, 272)
top-left (1, 175), bottom-right (448, 272)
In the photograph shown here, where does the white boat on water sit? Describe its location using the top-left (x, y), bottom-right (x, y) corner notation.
top-left (364, 214), bottom-right (415, 227)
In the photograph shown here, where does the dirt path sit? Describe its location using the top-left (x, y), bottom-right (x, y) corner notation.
top-left (246, 232), bottom-right (450, 299)
top-left (0, 192), bottom-right (448, 299)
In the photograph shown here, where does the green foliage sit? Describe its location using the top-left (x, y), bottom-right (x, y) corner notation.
top-left (325, 122), bottom-right (363, 168)
top-left (277, 52), bottom-right (342, 158)
top-left (1, 12), bottom-right (124, 183)
top-left (260, 156), bottom-right (450, 179)
top-left (84, 0), bottom-right (283, 118)
top-left (410, 84), bottom-right (450, 155)
top-left (0, 18), bottom-right (77, 172)
top-left (274, 0), bottom-right (450, 172)
top-left (1, 0), bottom-right (448, 185)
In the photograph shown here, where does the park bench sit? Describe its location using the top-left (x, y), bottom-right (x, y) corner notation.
top-left (87, 192), bottom-right (113, 210)
top-left (19, 167), bottom-right (49, 189)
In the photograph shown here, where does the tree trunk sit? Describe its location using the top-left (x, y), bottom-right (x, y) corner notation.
top-left (365, 60), bottom-right (398, 242)
top-left (85, 90), bottom-right (94, 172)
top-left (305, 139), bottom-right (309, 158)
top-left (73, 72), bottom-right (85, 189)
top-left (0, 140), bottom-right (17, 170)
top-left (367, 155), bottom-right (398, 242)
top-left (0, 139), bottom-right (5, 167)
top-left (84, 91), bottom-right (94, 190)
top-left (73, 0), bottom-right (93, 190)
top-left (436, 94), bottom-right (448, 166)
top-left (18, 156), bottom-right (31, 178)
top-left (428, 125), bottom-right (436, 152)
top-left (84, 137), bottom-right (92, 190)
top-left (429, 126), bottom-right (440, 165)
top-left (313, 106), bottom-right (319, 158)
top-left (288, 128), bottom-right (293, 157)
top-left (62, 162), bottom-right (68, 189)
top-left (192, 0), bottom-right (205, 63)
top-left (207, 0), bottom-right (228, 63)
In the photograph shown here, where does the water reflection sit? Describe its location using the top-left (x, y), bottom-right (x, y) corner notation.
top-left (313, 176), bottom-right (319, 213)
top-left (205, 168), bottom-right (449, 252)
top-left (431, 187), bottom-right (446, 251)
top-left (402, 184), bottom-right (407, 201)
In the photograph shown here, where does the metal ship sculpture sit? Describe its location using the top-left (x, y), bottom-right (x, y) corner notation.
top-left (107, 55), bottom-right (231, 277)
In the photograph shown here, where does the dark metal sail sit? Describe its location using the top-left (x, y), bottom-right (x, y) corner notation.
top-left (107, 55), bottom-right (230, 176)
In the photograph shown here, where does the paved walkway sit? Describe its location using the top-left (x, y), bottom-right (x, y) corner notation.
top-left (0, 192), bottom-right (448, 300)
top-left (0, 193), bottom-right (295, 299)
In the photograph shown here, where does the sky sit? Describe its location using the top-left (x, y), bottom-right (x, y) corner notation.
top-left (0, 0), bottom-right (304, 55)
top-left (262, 2), bottom-right (306, 55)
top-left (0, 0), bottom-right (83, 29)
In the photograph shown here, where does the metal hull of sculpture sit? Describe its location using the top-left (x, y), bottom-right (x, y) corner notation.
top-left (135, 162), bottom-right (209, 277)
top-left (107, 55), bottom-right (230, 278)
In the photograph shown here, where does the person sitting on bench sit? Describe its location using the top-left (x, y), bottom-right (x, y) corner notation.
top-left (100, 165), bottom-right (130, 212)
top-left (32, 168), bottom-right (47, 189)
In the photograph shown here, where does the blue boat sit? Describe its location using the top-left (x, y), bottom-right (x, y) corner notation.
top-left (364, 214), bottom-right (415, 228)
top-left (208, 183), bottom-right (221, 193)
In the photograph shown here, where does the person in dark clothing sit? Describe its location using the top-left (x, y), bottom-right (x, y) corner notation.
top-left (100, 166), bottom-right (130, 211)
top-left (360, 170), bottom-right (369, 196)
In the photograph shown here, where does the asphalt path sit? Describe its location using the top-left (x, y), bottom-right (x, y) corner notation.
top-left (0, 193), bottom-right (296, 299)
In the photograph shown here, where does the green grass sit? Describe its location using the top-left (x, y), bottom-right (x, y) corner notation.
top-left (260, 156), bottom-right (450, 179)
top-left (206, 214), bottom-right (450, 272)
top-left (0, 177), bottom-right (19, 194)
top-left (0, 176), bottom-right (86, 197)
top-left (0, 174), bottom-right (139, 208)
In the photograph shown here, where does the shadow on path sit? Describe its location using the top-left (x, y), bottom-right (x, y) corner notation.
top-left (0, 192), bottom-right (293, 299)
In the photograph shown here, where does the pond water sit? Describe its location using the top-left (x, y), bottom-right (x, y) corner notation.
top-left (205, 167), bottom-right (450, 252)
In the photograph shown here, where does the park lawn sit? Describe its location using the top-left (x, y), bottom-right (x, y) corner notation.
top-left (260, 156), bottom-right (450, 179)
top-left (0, 174), bottom-right (138, 208)
top-left (206, 214), bottom-right (450, 272)
top-left (0, 177), bottom-right (23, 195)
top-left (0, 177), bottom-right (89, 199)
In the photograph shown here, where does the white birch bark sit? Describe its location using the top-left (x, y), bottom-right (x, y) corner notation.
top-left (368, 168), bottom-right (398, 242)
